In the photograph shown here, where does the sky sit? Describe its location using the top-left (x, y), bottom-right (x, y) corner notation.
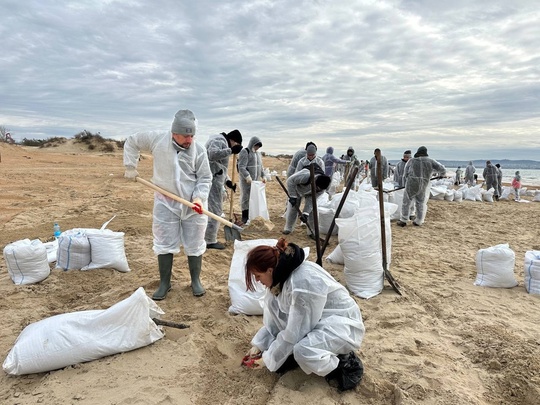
top-left (1, 0), bottom-right (539, 161)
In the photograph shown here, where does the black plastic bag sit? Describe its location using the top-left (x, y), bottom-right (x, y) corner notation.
top-left (325, 351), bottom-right (364, 391)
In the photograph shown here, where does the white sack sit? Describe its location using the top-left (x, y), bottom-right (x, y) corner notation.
top-left (326, 244), bottom-right (344, 265)
top-left (533, 191), bottom-right (540, 202)
top-left (318, 206), bottom-right (338, 236)
top-left (499, 186), bottom-right (512, 201)
top-left (454, 190), bottom-right (463, 203)
top-left (336, 207), bottom-right (385, 299)
top-left (388, 189), bottom-right (404, 220)
top-left (524, 251), bottom-right (540, 294)
top-left (2, 287), bottom-right (164, 375)
top-left (474, 244), bottom-right (517, 288)
top-left (228, 239), bottom-right (309, 315)
top-left (482, 188), bottom-right (495, 203)
top-left (81, 228), bottom-right (130, 272)
top-left (43, 240), bottom-right (58, 263)
top-left (3, 239), bottom-right (50, 285)
top-left (228, 239), bottom-right (275, 315)
top-left (430, 186), bottom-right (447, 200)
top-left (248, 181), bottom-right (270, 221)
top-left (56, 230), bottom-right (91, 270)
top-left (444, 189), bottom-right (455, 202)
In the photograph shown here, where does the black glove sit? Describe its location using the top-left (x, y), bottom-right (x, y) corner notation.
top-left (299, 213), bottom-right (309, 223)
top-left (288, 197), bottom-right (298, 206)
top-left (231, 144), bottom-right (243, 154)
top-left (214, 169), bottom-right (224, 176)
top-left (225, 180), bottom-right (237, 192)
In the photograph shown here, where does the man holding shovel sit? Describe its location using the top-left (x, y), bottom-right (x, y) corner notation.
top-left (204, 129), bottom-right (243, 250)
top-left (123, 109), bottom-right (212, 300)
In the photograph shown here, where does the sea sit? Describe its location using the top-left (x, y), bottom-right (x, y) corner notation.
top-left (446, 168), bottom-right (540, 187)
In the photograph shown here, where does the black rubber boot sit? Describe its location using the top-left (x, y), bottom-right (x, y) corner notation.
top-left (152, 253), bottom-right (173, 301)
top-left (187, 255), bottom-right (205, 297)
top-left (241, 209), bottom-right (249, 224)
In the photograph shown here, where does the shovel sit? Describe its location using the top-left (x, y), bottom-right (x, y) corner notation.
top-left (136, 177), bottom-right (242, 241)
top-left (375, 150), bottom-right (402, 295)
top-left (226, 154), bottom-right (243, 239)
top-left (275, 176), bottom-right (318, 238)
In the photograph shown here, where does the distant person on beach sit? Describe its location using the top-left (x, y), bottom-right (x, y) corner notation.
top-left (397, 146), bottom-right (446, 227)
top-left (512, 171), bottom-right (522, 201)
top-left (204, 130), bottom-right (243, 250)
top-left (123, 109), bottom-right (212, 300)
top-left (238, 136), bottom-right (264, 224)
top-left (455, 166), bottom-right (463, 185)
top-left (495, 163), bottom-right (503, 198)
top-left (393, 150), bottom-right (411, 188)
top-left (322, 146), bottom-right (347, 177)
top-left (465, 161), bottom-right (476, 186)
top-left (241, 238), bottom-right (365, 391)
top-left (369, 148), bottom-right (389, 187)
top-left (482, 161), bottom-right (500, 200)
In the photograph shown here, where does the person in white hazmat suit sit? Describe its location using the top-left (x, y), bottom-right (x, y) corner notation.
top-left (282, 166), bottom-right (331, 239)
top-left (123, 109), bottom-right (212, 300)
top-left (465, 161), bottom-right (476, 186)
top-left (241, 238), bottom-right (365, 391)
top-left (237, 136), bottom-right (263, 224)
top-left (286, 141), bottom-right (318, 178)
top-left (204, 129), bottom-right (243, 250)
top-left (393, 150), bottom-right (411, 188)
top-left (369, 148), bottom-right (389, 187)
top-left (397, 146), bottom-right (446, 227)
top-left (294, 143), bottom-right (324, 174)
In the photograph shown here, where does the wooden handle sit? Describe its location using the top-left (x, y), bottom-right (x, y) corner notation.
top-left (136, 177), bottom-right (242, 230)
top-left (229, 154), bottom-right (237, 220)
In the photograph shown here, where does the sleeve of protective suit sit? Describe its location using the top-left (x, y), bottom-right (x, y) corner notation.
top-left (262, 287), bottom-right (328, 372)
top-left (431, 160), bottom-right (446, 178)
top-left (286, 170), bottom-right (310, 198)
top-left (123, 131), bottom-right (156, 168)
top-left (207, 138), bottom-right (231, 162)
top-left (287, 151), bottom-right (304, 177)
top-left (191, 144), bottom-right (213, 201)
top-left (382, 156), bottom-right (389, 179)
top-left (237, 148), bottom-right (250, 179)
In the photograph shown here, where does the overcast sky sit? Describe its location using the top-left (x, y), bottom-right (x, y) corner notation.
top-left (1, 0), bottom-right (539, 161)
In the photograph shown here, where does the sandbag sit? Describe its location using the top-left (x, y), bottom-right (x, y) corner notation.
top-left (499, 186), bottom-right (512, 201)
top-left (326, 244), bottom-right (344, 265)
top-left (2, 287), bottom-right (164, 375)
top-left (474, 244), bottom-right (517, 288)
top-left (444, 189), bottom-right (455, 202)
top-left (318, 206), bottom-right (338, 236)
top-left (454, 189), bottom-right (463, 202)
top-left (430, 186), bottom-right (446, 200)
top-left (248, 181), bottom-right (270, 221)
top-left (3, 239), bottom-right (50, 285)
top-left (336, 207), bottom-right (384, 299)
top-left (533, 191), bottom-right (540, 202)
top-left (56, 230), bottom-right (92, 270)
top-left (82, 228), bottom-right (130, 272)
top-left (228, 239), bottom-right (275, 315)
top-left (482, 188), bottom-right (495, 203)
top-left (524, 251), bottom-right (540, 294)
top-left (43, 240), bottom-right (58, 263)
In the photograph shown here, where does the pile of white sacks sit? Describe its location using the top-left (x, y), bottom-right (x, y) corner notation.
top-left (3, 217), bottom-right (130, 285)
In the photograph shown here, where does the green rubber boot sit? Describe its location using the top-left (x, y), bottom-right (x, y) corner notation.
top-left (152, 253), bottom-right (173, 301)
top-left (187, 255), bottom-right (205, 297)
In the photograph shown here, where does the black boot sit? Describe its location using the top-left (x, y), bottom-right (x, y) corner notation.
top-left (325, 352), bottom-right (364, 391)
top-left (241, 209), bottom-right (249, 224)
top-left (152, 253), bottom-right (173, 301)
top-left (187, 255), bottom-right (205, 297)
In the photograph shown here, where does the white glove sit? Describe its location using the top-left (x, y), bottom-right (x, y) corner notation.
top-left (124, 166), bottom-right (139, 180)
top-left (245, 175), bottom-right (252, 184)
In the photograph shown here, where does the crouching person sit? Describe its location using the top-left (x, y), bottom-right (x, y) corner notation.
top-left (241, 238), bottom-right (365, 391)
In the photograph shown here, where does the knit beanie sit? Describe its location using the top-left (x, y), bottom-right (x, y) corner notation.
top-left (171, 109), bottom-right (197, 135)
top-left (414, 146), bottom-right (428, 158)
top-left (306, 144), bottom-right (317, 154)
top-left (403, 150), bottom-right (412, 158)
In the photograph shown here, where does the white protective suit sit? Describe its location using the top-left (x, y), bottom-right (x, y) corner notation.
top-left (284, 168), bottom-right (326, 235)
top-left (400, 156), bottom-right (446, 225)
top-left (204, 133), bottom-right (233, 244)
top-left (393, 159), bottom-right (407, 188)
top-left (252, 260), bottom-right (365, 375)
top-left (123, 130), bottom-right (212, 256)
top-left (238, 136), bottom-right (263, 211)
top-left (465, 161), bottom-right (476, 186)
top-left (369, 154), bottom-right (389, 187)
top-left (294, 155), bottom-right (325, 174)
top-left (287, 148), bottom-right (307, 177)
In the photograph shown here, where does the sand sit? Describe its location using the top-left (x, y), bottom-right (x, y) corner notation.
top-left (1, 141), bottom-right (539, 405)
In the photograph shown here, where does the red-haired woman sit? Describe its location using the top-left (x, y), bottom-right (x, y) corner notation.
top-left (242, 238), bottom-right (365, 391)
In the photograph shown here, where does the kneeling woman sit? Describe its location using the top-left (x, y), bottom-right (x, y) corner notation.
top-left (243, 238), bottom-right (365, 390)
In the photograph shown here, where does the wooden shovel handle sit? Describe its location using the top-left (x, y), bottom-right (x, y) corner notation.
top-left (229, 154), bottom-right (237, 220)
top-left (136, 177), bottom-right (242, 231)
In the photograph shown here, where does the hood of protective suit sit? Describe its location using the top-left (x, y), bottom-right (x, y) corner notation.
top-left (326, 146), bottom-right (334, 154)
top-left (347, 146), bottom-right (354, 154)
top-left (247, 136), bottom-right (262, 151)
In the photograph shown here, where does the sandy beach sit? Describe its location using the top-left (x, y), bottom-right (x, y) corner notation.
top-left (1, 141), bottom-right (539, 405)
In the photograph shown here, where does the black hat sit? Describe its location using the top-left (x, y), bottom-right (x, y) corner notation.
top-left (315, 175), bottom-right (331, 190)
top-left (414, 146), bottom-right (428, 158)
top-left (225, 129), bottom-right (243, 144)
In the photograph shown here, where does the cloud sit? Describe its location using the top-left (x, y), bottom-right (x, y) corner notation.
top-left (1, 0), bottom-right (539, 160)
